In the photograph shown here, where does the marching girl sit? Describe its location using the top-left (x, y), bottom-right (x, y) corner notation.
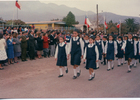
top-left (69, 29), bottom-right (84, 79)
top-left (133, 36), bottom-right (139, 68)
top-left (101, 36), bottom-right (108, 65)
top-left (95, 35), bottom-right (103, 69)
top-left (83, 34), bottom-right (89, 64)
top-left (55, 36), bottom-right (69, 78)
top-left (121, 33), bottom-right (136, 73)
top-left (83, 36), bottom-right (99, 81)
top-left (116, 36), bottom-right (124, 66)
top-left (123, 35), bottom-right (128, 64)
top-left (105, 34), bottom-right (117, 71)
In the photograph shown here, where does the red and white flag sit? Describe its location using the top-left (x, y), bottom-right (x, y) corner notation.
top-left (85, 16), bottom-right (92, 28)
top-left (117, 22), bottom-right (120, 28)
top-left (104, 21), bottom-right (108, 29)
top-left (15, 0), bottom-right (21, 10)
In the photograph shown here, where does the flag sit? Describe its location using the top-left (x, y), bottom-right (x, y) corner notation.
top-left (15, 0), bottom-right (21, 10)
top-left (85, 16), bottom-right (92, 28)
top-left (104, 21), bottom-right (108, 29)
top-left (117, 22), bottom-right (120, 28)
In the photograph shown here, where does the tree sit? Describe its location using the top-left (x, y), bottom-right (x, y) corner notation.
top-left (125, 18), bottom-right (139, 32)
top-left (62, 11), bottom-right (78, 26)
top-left (5, 19), bottom-right (25, 25)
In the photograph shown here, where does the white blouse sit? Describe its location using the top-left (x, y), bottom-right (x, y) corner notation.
top-left (55, 42), bottom-right (69, 59)
top-left (83, 43), bottom-right (99, 60)
top-left (69, 36), bottom-right (84, 55)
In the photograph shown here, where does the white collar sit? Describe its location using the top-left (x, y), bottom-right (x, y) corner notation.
top-left (109, 40), bottom-right (113, 43)
top-left (85, 40), bottom-right (89, 43)
top-left (96, 40), bottom-right (101, 42)
top-left (118, 40), bottom-right (122, 43)
top-left (88, 43), bottom-right (95, 47)
top-left (59, 42), bottom-right (65, 45)
top-left (128, 39), bottom-right (132, 41)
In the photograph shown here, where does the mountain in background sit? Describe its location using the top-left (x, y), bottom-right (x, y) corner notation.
top-left (0, 1), bottom-right (140, 24)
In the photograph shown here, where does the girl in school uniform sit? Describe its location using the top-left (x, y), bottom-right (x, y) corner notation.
top-left (83, 36), bottom-right (99, 81)
top-left (116, 36), bottom-right (124, 66)
top-left (101, 36), bottom-right (108, 65)
top-left (95, 35), bottom-right (103, 69)
top-left (69, 29), bottom-right (84, 79)
top-left (55, 36), bottom-right (69, 77)
top-left (133, 36), bottom-right (139, 68)
top-left (83, 34), bottom-right (89, 64)
top-left (121, 33), bottom-right (136, 73)
top-left (105, 34), bottom-right (117, 71)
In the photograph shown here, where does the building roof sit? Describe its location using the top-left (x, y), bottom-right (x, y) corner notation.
top-left (26, 21), bottom-right (66, 25)
top-left (0, 20), bottom-right (6, 23)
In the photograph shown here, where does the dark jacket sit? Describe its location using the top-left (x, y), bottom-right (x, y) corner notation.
top-left (49, 34), bottom-right (55, 45)
top-left (21, 35), bottom-right (27, 49)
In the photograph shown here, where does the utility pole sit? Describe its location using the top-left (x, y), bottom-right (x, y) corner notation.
top-left (96, 4), bottom-right (98, 33)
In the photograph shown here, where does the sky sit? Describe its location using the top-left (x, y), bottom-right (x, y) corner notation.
top-left (1, 0), bottom-right (140, 17)
top-left (38, 0), bottom-right (140, 17)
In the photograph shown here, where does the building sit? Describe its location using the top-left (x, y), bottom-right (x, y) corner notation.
top-left (26, 21), bottom-right (66, 30)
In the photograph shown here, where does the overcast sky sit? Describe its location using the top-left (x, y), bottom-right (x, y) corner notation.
top-left (2, 0), bottom-right (140, 17)
top-left (38, 0), bottom-right (140, 17)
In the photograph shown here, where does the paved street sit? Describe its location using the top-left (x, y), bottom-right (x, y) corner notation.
top-left (0, 57), bottom-right (140, 98)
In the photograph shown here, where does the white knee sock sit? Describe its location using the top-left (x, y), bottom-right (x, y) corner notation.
top-left (96, 61), bottom-right (99, 68)
top-left (73, 69), bottom-right (77, 76)
top-left (128, 65), bottom-right (131, 71)
top-left (134, 60), bottom-right (137, 66)
top-left (92, 72), bottom-right (95, 77)
top-left (111, 61), bottom-right (114, 68)
top-left (108, 61), bottom-right (110, 69)
top-left (121, 58), bottom-right (123, 64)
top-left (77, 66), bottom-right (80, 73)
top-left (65, 66), bottom-right (68, 70)
top-left (118, 59), bottom-right (120, 65)
top-left (59, 68), bottom-right (63, 75)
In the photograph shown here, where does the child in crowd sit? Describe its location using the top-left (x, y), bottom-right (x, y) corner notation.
top-left (105, 34), bottom-right (117, 71)
top-left (101, 36), bottom-right (107, 65)
top-left (121, 33), bottom-right (136, 73)
top-left (95, 35), bottom-right (103, 69)
top-left (83, 36), bottom-right (99, 81)
top-left (83, 34), bottom-right (89, 64)
top-left (116, 36), bottom-right (124, 66)
top-left (69, 29), bottom-right (84, 79)
top-left (55, 36), bottom-right (69, 77)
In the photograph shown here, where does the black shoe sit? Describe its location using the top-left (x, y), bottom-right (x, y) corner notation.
top-left (121, 63), bottom-right (123, 65)
top-left (97, 67), bottom-right (99, 69)
top-left (83, 62), bottom-right (85, 64)
top-left (127, 70), bottom-right (131, 73)
top-left (73, 76), bottom-right (77, 79)
top-left (103, 63), bottom-right (106, 65)
top-left (0, 67), bottom-right (4, 70)
top-left (107, 69), bottom-right (110, 71)
top-left (58, 75), bottom-right (63, 77)
top-left (88, 78), bottom-right (93, 81)
top-left (118, 65), bottom-right (121, 67)
top-left (112, 66), bottom-right (114, 70)
top-left (66, 68), bottom-right (68, 73)
top-left (101, 62), bottom-right (103, 64)
top-left (130, 65), bottom-right (132, 68)
top-left (77, 70), bottom-right (81, 77)
top-left (134, 66), bottom-right (137, 68)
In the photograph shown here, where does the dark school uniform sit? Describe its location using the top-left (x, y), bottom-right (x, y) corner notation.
top-left (134, 41), bottom-right (139, 59)
top-left (84, 40), bottom-right (89, 52)
top-left (105, 41), bottom-right (117, 60)
top-left (70, 37), bottom-right (84, 66)
top-left (123, 39), bottom-right (135, 60)
top-left (84, 43), bottom-right (99, 70)
top-left (6, 39), bottom-right (14, 59)
top-left (96, 40), bottom-right (103, 60)
top-left (55, 42), bottom-right (67, 66)
top-left (116, 41), bottom-right (124, 58)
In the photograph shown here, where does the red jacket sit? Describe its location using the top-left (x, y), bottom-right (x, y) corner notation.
top-left (43, 36), bottom-right (49, 48)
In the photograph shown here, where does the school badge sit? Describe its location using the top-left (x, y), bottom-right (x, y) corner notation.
top-left (77, 42), bottom-right (80, 45)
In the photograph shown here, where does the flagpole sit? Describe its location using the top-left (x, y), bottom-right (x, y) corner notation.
top-left (119, 20), bottom-right (121, 35)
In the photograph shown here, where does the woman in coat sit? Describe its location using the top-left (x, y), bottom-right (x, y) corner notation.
top-left (13, 33), bottom-right (21, 63)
